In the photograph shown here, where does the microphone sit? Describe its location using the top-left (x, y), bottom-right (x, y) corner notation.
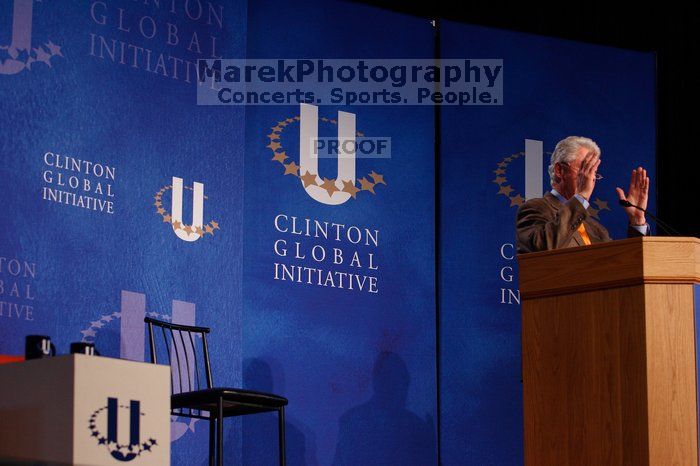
top-left (618, 199), bottom-right (683, 236)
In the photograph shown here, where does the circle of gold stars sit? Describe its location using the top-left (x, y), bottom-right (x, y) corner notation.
top-left (153, 184), bottom-right (220, 238)
top-left (80, 311), bottom-right (175, 343)
top-left (267, 116), bottom-right (387, 199)
top-left (493, 152), bottom-right (612, 218)
top-left (88, 405), bottom-right (156, 459)
top-left (0, 40), bottom-right (63, 72)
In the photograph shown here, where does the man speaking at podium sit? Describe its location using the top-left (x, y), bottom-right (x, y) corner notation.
top-left (516, 136), bottom-right (650, 253)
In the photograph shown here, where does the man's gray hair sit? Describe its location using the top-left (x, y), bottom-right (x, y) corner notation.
top-left (548, 136), bottom-right (601, 186)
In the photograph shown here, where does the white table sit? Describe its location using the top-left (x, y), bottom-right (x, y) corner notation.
top-left (0, 354), bottom-right (170, 465)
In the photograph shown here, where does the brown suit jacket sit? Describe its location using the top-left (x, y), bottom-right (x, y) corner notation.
top-left (516, 192), bottom-right (644, 254)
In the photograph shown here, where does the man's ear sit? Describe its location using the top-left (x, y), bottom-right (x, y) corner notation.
top-left (552, 163), bottom-right (563, 184)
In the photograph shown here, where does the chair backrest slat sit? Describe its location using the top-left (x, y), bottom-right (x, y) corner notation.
top-left (187, 331), bottom-right (202, 391)
top-left (176, 329), bottom-right (192, 393)
top-left (170, 327), bottom-right (183, 395)
top-left (147, 321), bottom-right (157, 364)
top-left (144, 316), bottom-right (212, 395)
top-left (202, 332), bottom-right (213, 388)
top-left (159, 326), bottom-right (173, 390)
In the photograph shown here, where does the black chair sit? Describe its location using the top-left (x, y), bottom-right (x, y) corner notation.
top-left (144, 317), bottom-right (288, 466)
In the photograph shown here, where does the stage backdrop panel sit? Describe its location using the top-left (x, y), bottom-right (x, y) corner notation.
top-left (242, 1), bottom-right (437, 465)
top-left (2, 3), bottom-right (659, 465)
top-left (439, 21), bottom-right (656, 465)
top-left (0, 1), bottom-right (246, 464)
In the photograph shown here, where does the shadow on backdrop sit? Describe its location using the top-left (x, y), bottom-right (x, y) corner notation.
top-left (240, 358), bottom-right (311, 465)
top-left (332, 351), bottom-right (435, 465)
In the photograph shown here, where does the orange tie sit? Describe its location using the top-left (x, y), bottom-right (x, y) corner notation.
top-left (577, 223), bottom-right (592, 246)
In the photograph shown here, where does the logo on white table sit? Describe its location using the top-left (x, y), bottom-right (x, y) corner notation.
top-left (89, 397), bottom-right (158, 462)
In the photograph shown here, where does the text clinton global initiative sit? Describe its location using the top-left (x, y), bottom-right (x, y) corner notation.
top-left (41, 151), bottom-right (116, 214)
top-left (273, 214), bottom-right (380, 294)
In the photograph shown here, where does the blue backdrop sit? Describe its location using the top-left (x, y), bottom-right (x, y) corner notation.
top-left (1, 0), bottom-right (246, 463)
top-left (439, 20), bottom-right (656, 466)
top-left (242, 2), bottom-right (436, 464)
top-left (0, 2), bottom-right (656, 465)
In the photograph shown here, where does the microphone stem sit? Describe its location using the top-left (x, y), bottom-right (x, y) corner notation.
top-left (626, 202), bottom-right (683, 236)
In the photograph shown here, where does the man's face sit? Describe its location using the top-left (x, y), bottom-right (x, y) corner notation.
top-left (555, 147), bottom-right (595, 199)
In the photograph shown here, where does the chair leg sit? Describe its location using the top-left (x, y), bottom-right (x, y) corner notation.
top-left (209, 415), bottom-right (216, 466)
top-left (217, 397), bottom-right (223, 466)
top-left (278, 406), bottom-right (286, 466)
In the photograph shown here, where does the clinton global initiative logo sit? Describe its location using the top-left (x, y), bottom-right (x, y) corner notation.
top-left (0, 256), bottom-right (36, 321)
top-left (88, 1), bottom-right (225, 84)
top-left (153, 176), bottom-right (220, 242)
top-left (89, 397), bottom-right (157, 462)
top-left (494, 139), bottom-right (612, 306)
top-left (268, 103), bottom-right (387, 205)
top-left (492, 139), bottom-right (611, 218)
top-left (81, 291), bottom-right (200, 441)
top-left (1, 0), bottom-right (64, 75)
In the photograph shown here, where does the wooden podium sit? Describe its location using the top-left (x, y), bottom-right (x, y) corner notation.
top-left (519, 237), bottom-right (700, 465)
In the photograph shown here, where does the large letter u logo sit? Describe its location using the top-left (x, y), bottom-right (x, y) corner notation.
top-left (1, 0), bottom-right (33, 75)
top-left (107, 398), bottom-right (141, 461)
top-left (299, 103), bottom-right (356, 205)
top-left (171, 177), bottom-right (204, 242)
